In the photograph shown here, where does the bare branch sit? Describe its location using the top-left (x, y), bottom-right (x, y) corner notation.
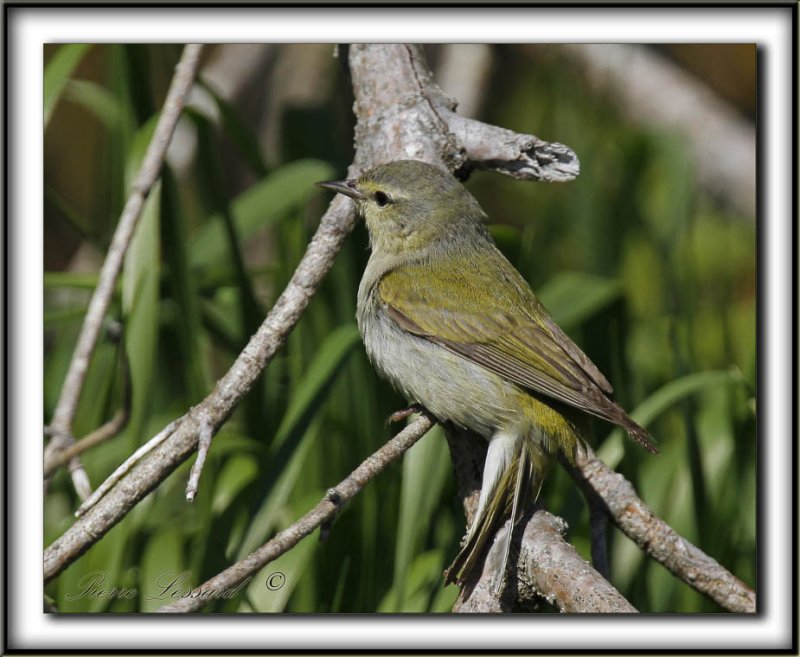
top-left (453, 442), bottom-right (755, 613)
top-left (444, 425), bottom-right (485, 527)
top-left (571, 446), bottom-right (756, 613)
top-left (186, 418), bottom-right (214, 502)
top-left (74, 419), bottom-right (181, 518)
top-left (43, 407), bottom-right (129, 478)
top-left (157, 414), bottom-right (435, 613)
top-left (347, 44), bottom-right (579, 182)
top-left (451, 521), bottom-right (513, 613)
top-left (44, 44), bottom-right (205, 498)
top-left (454, 510), bottom-right (637, 613)
top-left (517, 510), bottom-right (637, 613)
top-left (587, 492), bottom-right (611, 579)
top-left (447, 112), bottom-right (580, 182)
top-left (447, 425), bottom-right (635, 613)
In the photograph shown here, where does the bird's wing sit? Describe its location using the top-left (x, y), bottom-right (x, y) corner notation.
top-left (377, 252), bottom-right (657, 453)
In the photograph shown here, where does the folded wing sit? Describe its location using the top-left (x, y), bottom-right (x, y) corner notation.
top-left (378, 251), bottom-right (657, 454)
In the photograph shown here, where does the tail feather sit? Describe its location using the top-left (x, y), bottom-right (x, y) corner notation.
top-left (444, 433), bottom-right (545, 589)
top-left (492, 440), bottom-right (536, 594)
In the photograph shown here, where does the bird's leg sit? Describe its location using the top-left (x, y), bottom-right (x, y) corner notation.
top-left (386, 403), bottom-right (426, 425)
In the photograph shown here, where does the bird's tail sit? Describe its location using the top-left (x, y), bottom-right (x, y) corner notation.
top-left (444, 431), bottom-right (548, 590)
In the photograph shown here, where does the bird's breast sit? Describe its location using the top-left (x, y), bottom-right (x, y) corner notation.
top-left (356, 280), bottom-right (521, 438)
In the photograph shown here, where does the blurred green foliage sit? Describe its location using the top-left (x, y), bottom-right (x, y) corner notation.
top-left (44, 44), bottom-right (755, 613)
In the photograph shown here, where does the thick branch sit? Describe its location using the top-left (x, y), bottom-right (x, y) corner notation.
top-left (453, 510), bottom-right (636, 614)
top-left (44, 44), bottom-right (205, 498)
top-left (348, 44), bottom-right (579, 182)
top-left (571, 446), bottom-right (756, 613)
top-left (516, 511), bottom-right (637, 612)
top-left (157, 415), bottom-right (435, 613)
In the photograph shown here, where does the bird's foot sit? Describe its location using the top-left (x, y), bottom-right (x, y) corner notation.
top-left (386, 403), bottom-right (426, 425)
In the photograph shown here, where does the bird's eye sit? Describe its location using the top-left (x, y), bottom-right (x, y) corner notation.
top-left (374, 191), bottom-right (390, 207)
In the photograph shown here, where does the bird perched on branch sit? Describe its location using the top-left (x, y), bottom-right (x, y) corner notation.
top-left (318, 160), bottom-right (657, 592)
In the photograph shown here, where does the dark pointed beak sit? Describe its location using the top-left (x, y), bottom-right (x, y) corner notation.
top-left (316, 178), bottom-right (366, 201)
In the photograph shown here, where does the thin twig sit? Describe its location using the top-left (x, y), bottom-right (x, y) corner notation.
top-left (44, 44), bottom-right (204, 499)
top-left (44, 335), bottom-right (132, 477)
top-left (157, 415), bottom-right (435, 613)
top-left (186, 419), bottom-right (214, 502)
top-left (74, 419), bottom-right (181, 518)
top-left (43, 408), bottom-right (129, 477)
top-left (447, 112), bottom-right (580, 182)
top-left (571, 445), bottom-right (756, 613)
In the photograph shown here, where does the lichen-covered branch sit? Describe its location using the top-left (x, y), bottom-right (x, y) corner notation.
top-left (157, 414), bottom-right (435, 613)
top-left (453, 510), bottom-right (637, 613)
top-left (516, 511), bottom-right (637, 612)
top-left (347, 44), bottom-right (579, 182)
top-left (445, 427), bottom-right (751, 613)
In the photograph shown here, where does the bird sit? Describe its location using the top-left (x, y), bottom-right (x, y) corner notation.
top-left (317, 160), bottom-right (657, 592)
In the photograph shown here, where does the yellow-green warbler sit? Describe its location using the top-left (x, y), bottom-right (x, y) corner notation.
top-left (318, 160), bottom-right (657, 591)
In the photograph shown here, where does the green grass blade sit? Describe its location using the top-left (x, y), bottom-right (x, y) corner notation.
top-left (189, 159), bottom-right (334, 268)
top-left (44, 43), bottom-right (91, 128)
top-left (139, 528), bottom-right (185, 612)
top-left (161, 166), bottom-right (208, 403)
top-left (212, 454), bottom-right (259, 516)
top-left (242, 491), bottom-right (323, 612)
top-left (122, 119), bottom-right (162, 444)
top-left (393, 424), bottom-right (449, 611)
top-left (44, 271), bottom-right (104, 290)
top-left (271, 324), bottom-right (360, 453)
top-left (63, 78), bottom-right (122, 128)
top-left (597, 369), bottom-right (744, 468)
top-left (236, 324), bottom-right (360, 558)
top-left (537, 270), bottom-right (622, 330)
top-left (379, 550), bottom-right (445, 612)
top-left (197, 77), bottom-right (268, 177)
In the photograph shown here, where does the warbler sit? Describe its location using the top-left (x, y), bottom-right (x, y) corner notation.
top-left (318, 160), bottom-right (657, 591)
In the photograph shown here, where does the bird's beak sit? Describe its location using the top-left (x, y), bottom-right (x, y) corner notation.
top-left (316, 178), bottom-right (366, 201)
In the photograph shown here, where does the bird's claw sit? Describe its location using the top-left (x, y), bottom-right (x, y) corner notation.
top-left (386, 404), bottom-right (425, 425)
